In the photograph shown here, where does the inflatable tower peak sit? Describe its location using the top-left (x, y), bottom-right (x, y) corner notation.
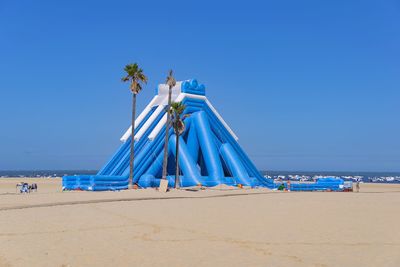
top-left (63, 79), bottom-right (273, 190)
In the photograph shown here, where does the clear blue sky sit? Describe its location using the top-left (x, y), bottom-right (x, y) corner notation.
top-left (0, 0), bottom-right (399, 172)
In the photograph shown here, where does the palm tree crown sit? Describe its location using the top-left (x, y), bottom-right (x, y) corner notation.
top-left (170, 101), bottom-right (186, 134)
top-left (166, 70), bottom-right (177, 89)
top-left (122, 63), bottom-right (148, 94)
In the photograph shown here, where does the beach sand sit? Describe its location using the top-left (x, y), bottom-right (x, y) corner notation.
top-left (0, 178), bottom-right (399, 267)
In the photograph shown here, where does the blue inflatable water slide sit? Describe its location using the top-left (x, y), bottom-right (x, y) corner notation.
top-left (63, 79), bottom-right (343, 191)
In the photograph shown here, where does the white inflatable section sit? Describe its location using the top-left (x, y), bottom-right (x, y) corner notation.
top-left (133, 103), bottom-right (165, 141)
top-left (157, 81), bottom-right (182, 99)
top-left (120, 82), bottom-right (182, 142)
top-left (147, 93), bottom-right (238, 141)
top-left (120, 95), bottom-right (160, 142)
top-left (120, 94), bottom-right (168, 142)
top-left (120, 81), bottom-right (239, 142)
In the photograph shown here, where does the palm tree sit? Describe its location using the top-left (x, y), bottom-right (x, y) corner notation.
top-left (170, 101), bottom-right (187, 188)
top-left (121, 63), bottom-right (148, 189)
top-left (161, 70), bottom-right (176, 181)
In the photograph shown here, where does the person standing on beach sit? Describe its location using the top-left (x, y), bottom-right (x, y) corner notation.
top-left (356, 179), bottom-right (360, 193)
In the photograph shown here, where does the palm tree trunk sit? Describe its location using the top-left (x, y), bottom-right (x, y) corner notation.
top-left (129, 93), bottom-right (137, 189)
top-left (161, 88), bottom-right (172, 180)
top-left (175, 132), bottom-right (180, 188)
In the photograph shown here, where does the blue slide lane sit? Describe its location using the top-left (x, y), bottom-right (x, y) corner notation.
top-left (97, 138), bottom-right (131, 175)
top-left (219, 143), bottom-right (251, 185)
top-left (169, 134), bottom-right (202, 185)
top-left (192, 111), bottom-right (224, 183)
top-left (202, 105), bottom-right (274, 187)
top-left (97, 106), bottom-right (158, 175)
top-left (186, 118), bottom-right (200, 163)
top-left (111, 106), bottom-right (166, 176)
top-left (130, 129), bottom-right (170, 181)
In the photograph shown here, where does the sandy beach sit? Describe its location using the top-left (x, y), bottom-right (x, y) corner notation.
top-left (0, 178), bottom-right (399, 267)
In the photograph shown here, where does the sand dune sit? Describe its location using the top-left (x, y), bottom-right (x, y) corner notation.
top-left (0, 178), bottom-right (399, 267)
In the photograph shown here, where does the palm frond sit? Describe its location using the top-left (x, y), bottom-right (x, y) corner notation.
top-left (170, 101), bottom-right (185, 115)
top-left (137, 71), bottom-right (148, 84)
top-left (135, 83), bottom-right (142, 94)
top-left (131, 82), bottom-right (143, 94)
top-left (176, 119), bottom-right (185, 135)
top-left (170, 101), bottom-right (187, 135)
